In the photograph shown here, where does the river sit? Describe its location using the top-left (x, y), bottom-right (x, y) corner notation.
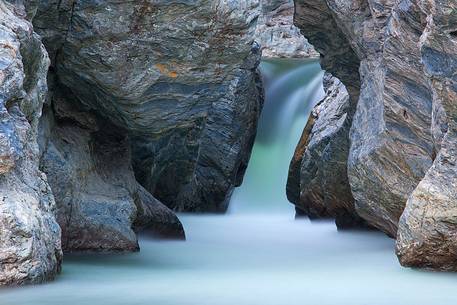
top-left (1, 59), bottom-right (456, 305)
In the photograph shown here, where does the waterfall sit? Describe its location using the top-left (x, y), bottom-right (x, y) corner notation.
top-left (230, 58), bottom-right (324, 213)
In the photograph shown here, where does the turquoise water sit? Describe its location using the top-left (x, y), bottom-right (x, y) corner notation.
top-left (230, 58), bottom-right (324, 213)
top-left (2, 59), bottom-right (457, 305)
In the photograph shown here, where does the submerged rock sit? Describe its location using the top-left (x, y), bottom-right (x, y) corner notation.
top-left (294, 0), bottom-right (434, 237)
top-left (31, 0), bottom-right (264, 213)
top-left (396, 0), bottom-right (457, 271)
top-left (0, 2), bottom-right (62, 285)
top-left (256, 0), bottom-right (318, 58)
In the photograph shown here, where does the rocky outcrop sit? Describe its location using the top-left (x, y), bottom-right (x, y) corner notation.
top-left (0, 0), bottom-right (263, 284)
top-left (294, 0), bottom-right (457, 270)
top-left (30, 0), bottom-right (264, 213)
top-left (287, 73), bottom-right (367, 228)
top-left (0, 2), bottom-right (62, 285)
top-left (396, 0), bottom-right (457, 271)
top-left (256, 0), bottom-right (317, 58)
top-left (293, 0), bottom-right (434, 237)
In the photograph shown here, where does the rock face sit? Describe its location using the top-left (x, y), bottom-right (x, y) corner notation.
top-left (294, 0), bottom-right (457, 270)
top-left (396, 0), bottom-right (457, 271)
top-left (0, 2), bottom-right (62, 285)
top-left (31, 0), bottom-right (264, 213)
top-left (39, 87), bottom-right (185, 252)
top-left (287, 73), bottom-right (367, 228)
top-left (256, 0), bottom-right (317, 58)
top-left (1, 0), bottom-right (263, 284)
top-left (293, 0), bottom-right (434, 237)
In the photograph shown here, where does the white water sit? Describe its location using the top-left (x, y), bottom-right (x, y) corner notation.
top-left (2, 59), bottom-right (457, 305)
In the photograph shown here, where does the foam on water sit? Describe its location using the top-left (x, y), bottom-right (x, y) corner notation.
top-left (2, 59), bottom-right (456, 305)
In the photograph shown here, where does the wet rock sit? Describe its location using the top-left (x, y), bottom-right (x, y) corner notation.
top-left (396, 0), bottom-right (457, 270)
top-left (294, 0), bottom-right (434, 236)
top-left (256, 0), bottom-right (318, 58)
top-left (31, 0), bottom-right (264, 213)
top-left (0, 2), bottom-right (62, 285)
top-left (287, 73), bottom-right (367, 228)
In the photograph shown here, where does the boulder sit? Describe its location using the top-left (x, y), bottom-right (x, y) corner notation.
top-left (31, 0), bottom-right (264, 213)
top-left (0, 2), bottom-right (62, 285)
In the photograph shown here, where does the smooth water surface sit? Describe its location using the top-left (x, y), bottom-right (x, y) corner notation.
top-left (2, 59), bottom-right (457, 305)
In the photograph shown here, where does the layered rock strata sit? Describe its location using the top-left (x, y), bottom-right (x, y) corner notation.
top-left (0, 2), bottom-right (62, 285)
top-left (396, 0), bottom-right (457, 271)
top-left (30, 0), bottom-right (264, 213)
top-left (294, 0), bottom-right (457, 270)
top-left (1, 0), bottom-right (265, 284)
top-left (292, 0), bottom-right (434, 237)
top-left (287, 73), bottom-right (367, 229)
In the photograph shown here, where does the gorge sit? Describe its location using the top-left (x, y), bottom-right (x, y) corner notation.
top-left (1, 0), bottom-right (457, 303)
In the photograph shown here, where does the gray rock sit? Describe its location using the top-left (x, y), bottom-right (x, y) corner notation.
top-left (294, 0), bottom-right (434, 237)
top-left (0, 1), bottom-right (62, 285)
top-left (396, 0), bottom-right (457, 270)
top-left (348, 1), bottom-right (434, 236)
top-left (293, 0), bottom-right (361, 102)
top-left (256, 0), bottom-right (318, 58)
top-left (39, 86), bottom-right (185, 252)
top-left (31, 0), bottom-right (264, 213)
top-left (287, 73), bottom-right (367, 228)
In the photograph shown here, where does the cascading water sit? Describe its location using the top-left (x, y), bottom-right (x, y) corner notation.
top-left (230, 58), bottom-right (324, 213)
top-left (2, 59), bottom-right (457, 305)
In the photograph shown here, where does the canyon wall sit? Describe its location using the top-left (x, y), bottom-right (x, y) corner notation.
top-left (0, 2), bottom-right (62, 285)
top-left (0, 0), bottom-right (265, 285)
top-left (3, 0), bottom-right (456, 286)
top-left (396, 0), bottom-right (457, 271)
top-left (291, 0), bottom-right (457, 269)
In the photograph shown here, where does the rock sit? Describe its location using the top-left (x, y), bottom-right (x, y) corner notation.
top-left (256, 0), bottom-right (318, 58)
top-left (294, 0), bottom-right (434, 237)
top-left (39, 86), bottom-right (185, 252)
top-left (0, 1), bottom-right (62, 285)
top-left (31, 0), bottom-right (264, 213)
top-left (293, 0), bottom-right (361, 101)
top-left (287, 73), bottom-right (367, 228)
top-left (396, 0), bottom-right (457, 270)
top-left (348, 1), bottom-right (434, 236)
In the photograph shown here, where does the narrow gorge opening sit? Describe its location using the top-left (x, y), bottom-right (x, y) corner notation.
top-left (4, 56), bottom-right (457, 305)
top-left (230, 58), bottom-right (324, 213)
top-left (3, 0), bottom-right (457, 303)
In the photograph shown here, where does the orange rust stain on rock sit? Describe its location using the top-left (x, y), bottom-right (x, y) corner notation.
top-left (155, 63), bottom-right (167, 74)
top-left (155, 64), bottom-right (178, 78)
